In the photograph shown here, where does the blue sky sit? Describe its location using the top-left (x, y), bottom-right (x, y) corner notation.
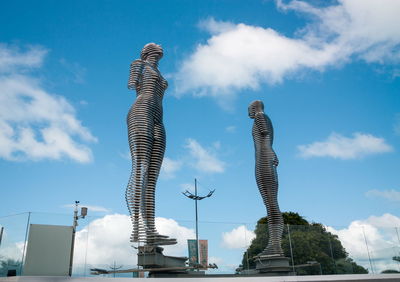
top-left (1, 0), bottom-right (400, 274)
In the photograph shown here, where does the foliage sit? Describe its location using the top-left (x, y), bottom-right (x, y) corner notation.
top-left (381, 269), bottom-right (400, 273)
top-left (240, 212), bottom-right (368, 275)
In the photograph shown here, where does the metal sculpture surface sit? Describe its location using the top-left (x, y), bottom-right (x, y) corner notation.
top-left (249, 100), bottom-right (284, 257)
top-left (126, 43), bottom-right (176, 246)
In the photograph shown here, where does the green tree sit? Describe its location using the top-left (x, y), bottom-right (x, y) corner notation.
top-left (241, 212), bottom-right (368, 275)
top-left (381, 269), bottom-right (400, 273)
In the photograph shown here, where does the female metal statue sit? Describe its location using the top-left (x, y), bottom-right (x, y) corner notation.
top-left (249, 100), bottom-right (284, 256)
top-left (126, 43), bottom-right (176, 246)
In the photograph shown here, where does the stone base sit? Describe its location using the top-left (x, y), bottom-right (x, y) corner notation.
top-left (254, 255), bottom-right (293, 275)
top-left (149, 270), bottom-right (205, 278)
top-left (137, 245), bottom-right (187, 269)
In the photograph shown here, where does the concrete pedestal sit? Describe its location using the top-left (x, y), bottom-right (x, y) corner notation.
top-left (137, 246), bottom-right (187, 269)
top-left (137, 245), bottom-right (206, 277)
top-left (254, 255), bottom-right (293, 276)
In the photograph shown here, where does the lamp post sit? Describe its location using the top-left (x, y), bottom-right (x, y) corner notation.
top-left (70, 201), bottom-right (88, 276)
top-left (182, 179), bottom-right (215, 266)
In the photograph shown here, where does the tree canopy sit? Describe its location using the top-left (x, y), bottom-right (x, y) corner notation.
top-left (240, 212), bottom-right (368, 275)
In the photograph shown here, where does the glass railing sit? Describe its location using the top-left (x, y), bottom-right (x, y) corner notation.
top-left (1, 212), bottom-right (400, 277)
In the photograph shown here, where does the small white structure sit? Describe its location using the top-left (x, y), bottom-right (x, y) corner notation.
top-left (23, 224), bottom-right (73, 276)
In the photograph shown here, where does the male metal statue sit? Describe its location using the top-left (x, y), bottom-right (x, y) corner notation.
top-left (249, 100), bottom-right (284, 257)
top-left (126, 43), bottom-right (176, 246)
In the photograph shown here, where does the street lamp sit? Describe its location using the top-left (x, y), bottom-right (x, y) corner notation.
top-left (70, 201), bottom-right (88, 276)
top-left (182, 178), bottom-right (215, 266)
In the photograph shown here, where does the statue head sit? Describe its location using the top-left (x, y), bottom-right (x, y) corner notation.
top-left (248, 100), bottom-right (264, 119)
top-left (141, 43), bottom-right (163, 61)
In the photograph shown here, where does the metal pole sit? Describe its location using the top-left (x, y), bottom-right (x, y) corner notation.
top-left (287, 224), bottom-right (295, 274)
top-left (195, 178), bottom-right (199, 266)
top-left (20, 211), bottom-right (31, 274)
top-left (83, 222), bottom-right (90, 277)
top-left (69, 201), bottom-right (79, 276)
top-left (182, 179), bottom-right (215, 269)
top-left (362, 226), bottom-right (374, 274)
top-left (328, 236), bottom-right (337, 274)
top-left (0, 226), bottom-right (4, 247)
top-left (395, 227), bottom-right (400, 272)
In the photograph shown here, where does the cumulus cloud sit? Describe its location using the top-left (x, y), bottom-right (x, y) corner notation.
top-left (160, 157), bottom-right (183, 179)
top-left (0, 224), bottom-right (24, 262)
top-left (73, 214), bottom-right (195, 267)
top-left (0, 241), bottom-right (24, 262)
top-left (0, 44), bottom-right (96, 163)
top-left (185, 138), bottom-right (225, 173)
top-left (365, 189), bottom-right (400, 202)
top-left (221, 225), bottom-right (255, 249)
top-left (174, 1), bottom-right (400, 100)
top-left (0, 44), bottom-right (47, 72)
top-left (297, 132), bottom-right (393, 159)
top-left (327, 214), bottom-right (400, 273)
top-left (124, 139), bottom-right (225, 176)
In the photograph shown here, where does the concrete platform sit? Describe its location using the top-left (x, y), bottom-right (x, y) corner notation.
top-left (1, 274), bottom-right (400, 282)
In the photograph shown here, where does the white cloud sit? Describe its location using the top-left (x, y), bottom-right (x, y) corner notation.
top-left (73, 214), bottom-right (134, 267)
top-left (185, 138), bottom-right (225, 173)
top-left (0, 44), bottom-right (47, 72)
top-left (366, 189), bottom-right (400, 202)
top-left (0, 44), bottom-right (96, 163)
top-left (297, 132), bottom-right (393, 159)
top-left (327, 213), bottom-right (400, 273)
top-left (154, 217), bottom-right (195, 257)
top-left (160, 157), bottom-right (183, 179)
top-left (73, 214), bottom-right (195, 267)
top-left (62, 204), bottom-right (111, 213)
top-left (174, 0), bottom-right (400, 100)
top-left (0, 241), bottom-right (24, 262)
top-left (225, 126), bottom-right (236, 133)
top-left (221, 225), bottom-right (255, 249)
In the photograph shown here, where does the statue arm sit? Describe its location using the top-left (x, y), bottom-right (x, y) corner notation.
top-left (255, 112), bottom-right (268, 137)
top-left (128, 59), bottom-right (145, 91)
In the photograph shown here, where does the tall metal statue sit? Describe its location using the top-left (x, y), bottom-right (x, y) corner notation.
top-left (126, 43), bottom-right (176, 246)
top-left (249, 100), bottom-right (284, 257)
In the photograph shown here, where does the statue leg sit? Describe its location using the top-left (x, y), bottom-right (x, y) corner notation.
top-left (144, 124), bottom-right (177, 245)
top-left (126, 132), bottom-right (153, 244)
top-left (258, 163), bottom-right (284, 256)
top-left (266, 165), bottom-right (284, 256)
top-left (144, 124), bottom-right (164, 242)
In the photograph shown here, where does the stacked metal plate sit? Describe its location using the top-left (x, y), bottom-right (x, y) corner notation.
top-left (126, 43), bottom-right (176, 246)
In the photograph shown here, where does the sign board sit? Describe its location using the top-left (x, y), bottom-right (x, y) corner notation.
top-left (187, 239), bottom-right (208, 268)
top-left (23, 224), bottom-right (73, 276)
top-left (187, 239), bottom-right (198, 265)
top-left (199, 239), bottom-right (208, 268)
